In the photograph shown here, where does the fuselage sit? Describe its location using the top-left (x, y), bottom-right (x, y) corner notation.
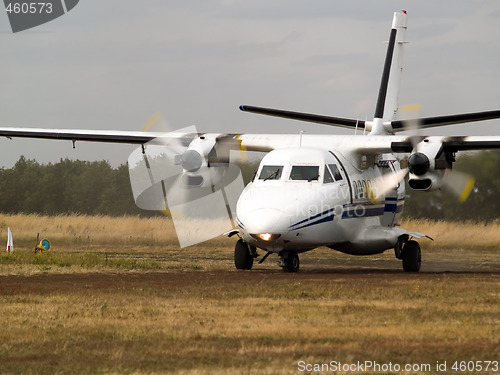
top-left (236, 147), bottom-right (405, 255)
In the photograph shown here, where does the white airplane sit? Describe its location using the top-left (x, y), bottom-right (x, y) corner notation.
top-left (1, 11), bottom-right (500, 272)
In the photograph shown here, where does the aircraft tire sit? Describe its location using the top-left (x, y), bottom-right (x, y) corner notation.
top-left (283, 251), bottom-right (300, 273)
top-left (401, 240), bottom-right (421, 272)
top-left (234, 239), bottom-right (253, 270)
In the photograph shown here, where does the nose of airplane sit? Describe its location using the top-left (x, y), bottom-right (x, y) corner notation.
top-left (239, 208), bottom-right (290, 235)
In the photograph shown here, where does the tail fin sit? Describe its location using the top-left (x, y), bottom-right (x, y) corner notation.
top-left (240, 11), bottom-right (410, 134)
top-left (374, 11), bottom-right (408, 122)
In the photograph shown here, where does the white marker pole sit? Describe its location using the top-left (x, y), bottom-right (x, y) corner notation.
top-left (6, 227), bottom-right (13, 253)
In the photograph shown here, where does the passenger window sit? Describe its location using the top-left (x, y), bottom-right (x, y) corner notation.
top-left (289, 166), bottom-right (320, 181)
top-left (323, 165), bottom-right (334, 183)
top-left (328, 164), bottom-right (343, 181)
top-left (258, 165), bottom-right (283, 180)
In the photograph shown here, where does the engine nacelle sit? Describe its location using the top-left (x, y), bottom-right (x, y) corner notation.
top-left (408, 170), bottom-right (445, 191)
top-left (177, 136), bottom-right (217, 172)
top-left (407, 137), bottom-right (453, 192)
top-left (180, 134), bottom-right (240, 190)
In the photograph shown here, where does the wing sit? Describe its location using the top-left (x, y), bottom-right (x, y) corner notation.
top-left (0, 127), bottom-right (210, 151)
top-left (0, 126), bottom-right (311, 154)
top-left (0, 127), bottom-right (159, 144)
top-left (2, 127), bottom-right (500, 155)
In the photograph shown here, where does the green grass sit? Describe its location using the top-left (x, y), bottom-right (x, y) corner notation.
top-left (0, 248), bottom-right (214, 275)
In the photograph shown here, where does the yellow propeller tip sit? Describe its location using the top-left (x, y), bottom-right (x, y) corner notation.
top-left (458, 177), bottom-right (475, 203)
top-left (400, 103), bottom-right (423, 113)
top-left (142, 113), bottom-right (162, 132)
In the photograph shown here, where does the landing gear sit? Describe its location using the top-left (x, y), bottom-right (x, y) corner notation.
top-left (234, 241), bottom-right (300, 272)
top-left (234, 239), bottom-right (255, 270)
top-left (279, 251), bottom-right (300, 273)
top-left (401, 240), bottom-right (421, 272)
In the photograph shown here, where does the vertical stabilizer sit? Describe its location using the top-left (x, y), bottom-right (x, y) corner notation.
top-left (372, 11), bottom-right (408, 133)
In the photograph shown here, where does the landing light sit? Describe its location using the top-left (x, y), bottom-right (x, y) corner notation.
top-left (252, 233), bottom-right (281, 241)
top-left (259, 233), bottom-right (272, 241)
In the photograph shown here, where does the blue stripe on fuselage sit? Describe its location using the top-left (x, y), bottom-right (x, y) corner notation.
top-left (384, 197), bottom-right (405, 213)
top-left (342, 203), bottom-right (385, 219)
top-left (290, 212), bottom-right (335, 230)
top-left (290, 207), bottom-right (336, 229)
top-left (288, 198), bottom-right (405, 231)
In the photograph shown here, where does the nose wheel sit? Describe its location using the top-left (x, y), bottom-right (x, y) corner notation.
top-left (279, 251), bottom-right (300, 273)
top-left (234, 239), bottom-right (255, 270)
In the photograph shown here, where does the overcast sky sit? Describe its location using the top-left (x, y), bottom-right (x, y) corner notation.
top-left (0, 0), bottom-right (499, 167)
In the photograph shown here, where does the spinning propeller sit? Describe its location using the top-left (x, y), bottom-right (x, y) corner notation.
top-left (128, 115), bottom-right (245, 247)
top-left (369, 105), bottom-right (476, 203)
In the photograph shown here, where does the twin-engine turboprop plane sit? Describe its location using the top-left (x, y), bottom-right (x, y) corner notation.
top-left (1, 11), bottom-right (500, 272)
top-left (233, 146), bottom-right (412, 272)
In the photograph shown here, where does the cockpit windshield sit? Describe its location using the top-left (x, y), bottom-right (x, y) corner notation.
top-left (329, 164), bottom-right (343, 181)
top-left (289, 166), bottom-right (319, 181)
top-left (259, 165), bottom-right (283, 180)
top-left (324, 164), bottom-right (343, 183)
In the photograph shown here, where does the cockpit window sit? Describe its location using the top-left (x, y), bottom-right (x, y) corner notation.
top-left (328, 164), bottom-right (343, 181)
top-left (259, 165), bottom-right (283, 180)
top-left (289, 166), bottom-right (320, 181)
top-left (324, 165), bottom-right (334, 183)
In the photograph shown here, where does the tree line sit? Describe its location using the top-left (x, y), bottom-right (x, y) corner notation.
top-left (0, 151), bottom-right (498, 221)
top-left (0, 157), bottom-right (146, 216)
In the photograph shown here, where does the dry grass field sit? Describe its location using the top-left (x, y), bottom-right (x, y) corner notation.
top-left (0, 214), bottom-right (499, 374)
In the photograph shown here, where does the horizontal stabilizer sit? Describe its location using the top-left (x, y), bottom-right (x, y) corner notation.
top-left (239, 105), bottom-right (366, 130)
top-left (391, 136), bottom-right (500, 153)
top-left (391, 109), bottom-right (500, 131)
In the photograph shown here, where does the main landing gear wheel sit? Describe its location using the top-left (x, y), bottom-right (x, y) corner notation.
top-left (234, 239), bottom-right (254, 270)
top-left (279, 251), bottom-right (300, 273)
top-left (401, 240), bottom-right (421, 273)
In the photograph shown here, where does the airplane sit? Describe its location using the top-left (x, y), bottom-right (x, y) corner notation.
top-left (1, 10), bottom-right (500, 272)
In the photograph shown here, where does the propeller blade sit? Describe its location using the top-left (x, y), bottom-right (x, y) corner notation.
top-left (368, 167), bottom-right (409, 203)
top-left (142, 112), bottom-right (172, 133)
top-left (442, 170), bottom-right (476, 203)
top-left (130, 114), bottom-right (250, 247)
top-left (128, 123), bottom-right (198, 211)
top-left (399, 104), bottom-right (425, 150)
top-left (165, 164), bottom-right (245, 247)
top-left (149, 125), bottom-right (198, 156)
top-left (129, 122), bottom-right (248, 247)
